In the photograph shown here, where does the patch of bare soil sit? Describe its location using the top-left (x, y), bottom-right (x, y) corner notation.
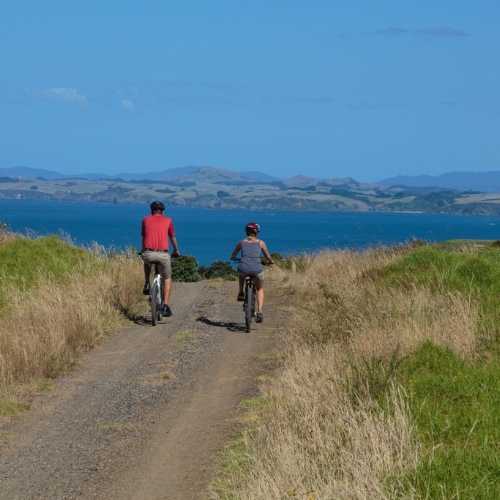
top-left (0, 279), bottom-right (284, 499)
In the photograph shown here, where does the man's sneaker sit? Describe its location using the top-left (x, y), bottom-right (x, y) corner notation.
top-left (162, 304), bottom-right (172, 317)
top-left (237, 292), bottom-right (245, 301)
top-left (143, 282), bottom-right (151, 295)
top-left (256, 312), bottom-right (263, 323)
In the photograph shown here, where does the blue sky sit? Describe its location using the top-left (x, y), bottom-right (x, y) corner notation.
top-left (1, 1), bottom-right (499, 182)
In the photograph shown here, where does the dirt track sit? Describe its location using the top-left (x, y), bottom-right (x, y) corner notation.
top-left (0, 279), bottom-right (282, 499)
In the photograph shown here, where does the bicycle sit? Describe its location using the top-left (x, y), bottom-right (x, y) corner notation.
top-left (149, 261), bottom-right (164, 326)
top-left (233, 260), bottom-right (265, 333)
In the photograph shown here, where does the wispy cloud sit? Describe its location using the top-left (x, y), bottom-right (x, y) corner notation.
top-left (155, 81), bottom-right (245, 98)
top-left (283, 97), bottom-right (332, 105)
top-left (326, 32), bottom-right (353, 40)
top-left (416, 27), bottom-right (468, 37)
top-left (25, 87), bottom-right (88, 106)
top-left (108, 81), bottom-right (244, 110)
top-left (350, 100), bottom-right (404, 110)
top-left (373, 27), bottom-right (411, 36)
top-left (140, 81), bottom-right (246, 108)
top-left (373, 26), bottom-right (469, 38)
top-left (115, 85), bottom-right (139, 97)
top-left (121, 99), bottom-right (135, 111)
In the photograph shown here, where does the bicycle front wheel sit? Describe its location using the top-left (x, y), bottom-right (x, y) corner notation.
top-left (245, 284), bottom-right (254, 332)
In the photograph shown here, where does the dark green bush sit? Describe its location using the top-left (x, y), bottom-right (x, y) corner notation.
top-left (171, 255), bottom-right (201, 282)
top-left (199, 260), bottom-right (237, 280)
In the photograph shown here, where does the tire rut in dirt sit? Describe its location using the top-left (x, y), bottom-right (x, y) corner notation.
top-left (0, 280), bottom-right (281, 500)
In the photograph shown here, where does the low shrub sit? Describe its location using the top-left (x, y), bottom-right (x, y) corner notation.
top-left (199, 260), bottom-right (237, 280)
top-left (171, 254), bottom-right (201, 282)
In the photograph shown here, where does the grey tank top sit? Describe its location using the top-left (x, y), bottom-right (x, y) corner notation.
top-left (238, 240), bottom-right (263, 275)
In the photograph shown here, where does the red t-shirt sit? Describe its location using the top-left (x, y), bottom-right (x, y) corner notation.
top-left (141, 213), bottom-right (175, 251)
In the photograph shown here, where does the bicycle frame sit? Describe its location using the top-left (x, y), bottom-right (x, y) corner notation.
top-left (243, 275), bottom-right (256, 332)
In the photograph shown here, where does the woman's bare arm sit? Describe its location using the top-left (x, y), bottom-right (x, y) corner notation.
top-left (231, 241), bottom-right (242, 260)
top-left (260, 240), bottom-right (274, 263)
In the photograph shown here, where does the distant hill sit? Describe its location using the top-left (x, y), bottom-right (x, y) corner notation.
top-left (110, 165), bottom-right (200, 181)
top-left (0, 166), bottom-right (375, 189)
top-left (0, 165), bottom-right (202, 182)
top-left (4, 165), bottom-right (500, 193)
top-left (240, 171), bottom-right (281, 182)
top-left (0, 165), bottom-right (262, 183)
top-left (0, 167), bottom-right (68, 180)
top-left (3, 166), bottom-right (500, 215)
top-left (379, 171), bottom-right (500, 193)
top-left (166, 166), bottom-right (250, 184)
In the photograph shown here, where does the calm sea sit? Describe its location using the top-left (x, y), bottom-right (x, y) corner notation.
top-left (1, 199), bottom-right (500, 266)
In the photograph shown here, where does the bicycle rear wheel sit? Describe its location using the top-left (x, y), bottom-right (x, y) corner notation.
top-left (151, 281), bottom-right (159, 326)
top-left (245, 284), bottom-right (254, 332)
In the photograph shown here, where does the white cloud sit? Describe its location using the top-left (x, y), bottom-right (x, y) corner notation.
top-left (25, 87), bottom-right (88, 106)
top-left (121, 99), bottom-right (135, 111)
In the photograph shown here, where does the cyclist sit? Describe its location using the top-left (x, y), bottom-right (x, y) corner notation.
top-left (230, 222), bottom-right (274, 323)
top-left (140, 200), bottom-right (181, 316)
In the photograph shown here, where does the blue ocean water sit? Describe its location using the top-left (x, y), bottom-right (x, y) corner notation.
top-left (1, 199), bottom-right (500, 266)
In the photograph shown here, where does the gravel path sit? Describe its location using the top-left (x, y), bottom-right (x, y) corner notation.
top-left (0, 279), bottom-right (283, 499)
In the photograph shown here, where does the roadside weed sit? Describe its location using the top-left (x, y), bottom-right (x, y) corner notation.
top-left (0, 399), bottom-right (29, 417)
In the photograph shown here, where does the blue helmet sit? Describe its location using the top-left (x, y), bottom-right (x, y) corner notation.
top-left (150, 200), bottom-right (165, 212)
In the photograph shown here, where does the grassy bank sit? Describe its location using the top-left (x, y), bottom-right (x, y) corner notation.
top-left (211, 241), bottom-right (500, 499)
top-left (3, 231), bottom-right (500, 497)
top-left (0, 234), bottom-right (144, 410)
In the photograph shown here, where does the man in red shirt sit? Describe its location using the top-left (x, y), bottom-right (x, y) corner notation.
top-left (140, 200), bottom-right (181, 316)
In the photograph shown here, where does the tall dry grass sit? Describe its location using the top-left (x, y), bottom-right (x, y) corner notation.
top-left (0, 224), bottom-right (17, 245)
top-left (212, 245), bottom-right (479, 499)
top-left (0, 246), bottom-right (144, 400)
top-left (288, 248), bottom-right (480, 361)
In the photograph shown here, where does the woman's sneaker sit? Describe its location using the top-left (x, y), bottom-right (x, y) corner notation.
top-left (143, 282), bottom-right (151, 295)
top-left (237, 292), bottom-right (245, 301)
top-left (256, 312), bottom-right (263, 323)
top-left (162, 304), bottom-right (172, 317)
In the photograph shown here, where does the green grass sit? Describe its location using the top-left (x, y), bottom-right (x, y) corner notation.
top-left (0, 235), bottom-right (91, 286)
top-left (381, 243), bottom-right (500, 346)
top-left (396, 342), bottom-right (500, 498)
top-left (0, 235), bottom-right (100, 312)
top-left (210, 398), bottom-right (264, 499)
top-left (372, 243), bottom-right (500, 498)
top-left (381, 243), bottom-right (500, 294)
top-left (0, 399), bottom-right (29, 417)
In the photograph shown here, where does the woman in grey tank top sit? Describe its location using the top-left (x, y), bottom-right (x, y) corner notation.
top-left (230, 222), bottom-right (274, 323)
